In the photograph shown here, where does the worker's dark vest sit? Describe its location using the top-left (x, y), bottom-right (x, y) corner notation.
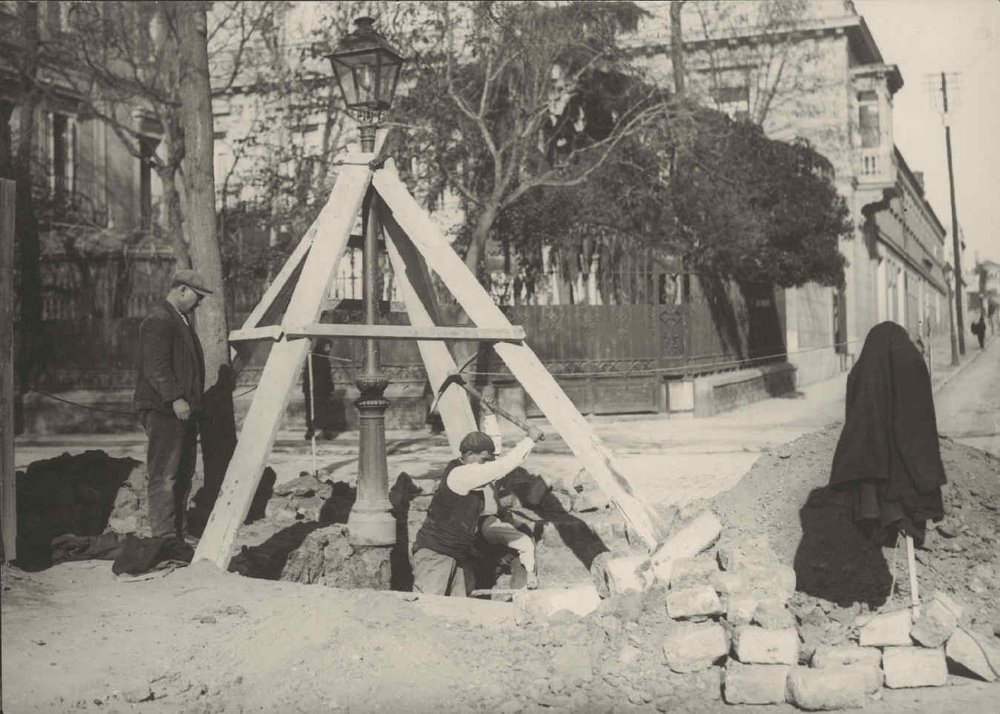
top-left (412, 459), bottom-right (484, 560)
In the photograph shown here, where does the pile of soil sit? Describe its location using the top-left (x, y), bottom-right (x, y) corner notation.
top-left (710, 424), bottom-right (1000, 632)
top-left (14, 451), bottom-right (141, 568)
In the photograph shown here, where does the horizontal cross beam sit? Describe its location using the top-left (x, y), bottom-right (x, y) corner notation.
top-left (284, 323), bottom-right (525, 342)
top-left (229, 325), bottom-right (284, 342)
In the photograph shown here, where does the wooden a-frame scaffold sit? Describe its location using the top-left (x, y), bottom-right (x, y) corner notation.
top-left (193, 150), bottom-right (668, 570)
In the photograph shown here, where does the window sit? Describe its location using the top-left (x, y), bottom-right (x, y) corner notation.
top-left (139, 136), bottom-right (159, 230)
top-left (858, 91), bottom-right (880, 149)
top-left (49, 112), bottom-right (76, 201)
top-left (711, 68), bottom-right (751, 122)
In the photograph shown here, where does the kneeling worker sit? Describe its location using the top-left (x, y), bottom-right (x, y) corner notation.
top-left (412, 426), bottom-right (543, 596)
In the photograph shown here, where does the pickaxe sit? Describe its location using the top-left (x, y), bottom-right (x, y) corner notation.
top-left (430, 367), bottom-right (544, 440)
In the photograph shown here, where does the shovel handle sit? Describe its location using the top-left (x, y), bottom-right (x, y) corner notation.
top-left (456, 381), bottom-right (543, 441)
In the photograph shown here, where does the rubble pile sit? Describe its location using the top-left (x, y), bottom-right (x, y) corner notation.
top-left (711, 425), bottom-right (1000, 631)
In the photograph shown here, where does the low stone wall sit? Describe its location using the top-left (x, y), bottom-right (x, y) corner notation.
top-left (692, 363), bottom-right (797, 418)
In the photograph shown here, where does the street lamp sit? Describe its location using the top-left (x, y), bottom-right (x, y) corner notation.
top-left (327, 17), bottom-right (405, 153)
top-left (327, 18), bottom-right (406, 547)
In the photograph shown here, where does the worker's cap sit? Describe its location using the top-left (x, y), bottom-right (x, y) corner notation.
top-left (459, 431), bottom-right (497, 455)
top-left (171, 269), bottom-right (214, 296)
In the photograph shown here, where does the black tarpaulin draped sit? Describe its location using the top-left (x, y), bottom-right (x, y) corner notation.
top-left (829, 322), bottom-right (946, 544)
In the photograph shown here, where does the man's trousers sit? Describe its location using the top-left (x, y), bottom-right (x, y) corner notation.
top-left (141, 411), bottom-right (199, 538)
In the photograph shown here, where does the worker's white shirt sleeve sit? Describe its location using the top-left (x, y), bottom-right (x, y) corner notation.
top-left (447, 437), bottom-right (536, 495)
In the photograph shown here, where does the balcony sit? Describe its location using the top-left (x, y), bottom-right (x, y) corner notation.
top-left (856, 147), bottom-right (895, 187)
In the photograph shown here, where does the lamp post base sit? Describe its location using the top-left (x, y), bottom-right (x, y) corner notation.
top-left (347, 501), bottom-right (397, 546)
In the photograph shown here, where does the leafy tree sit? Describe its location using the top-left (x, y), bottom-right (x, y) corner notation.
top-left (496, 106), bottom-right (849, 300)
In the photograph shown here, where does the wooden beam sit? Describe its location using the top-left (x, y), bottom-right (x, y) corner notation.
top-left (283, 324), bottom-right (525, 342)
top-left (1, 179), bottom-right (15, 563)
top-left (194, 162), bottom-right (372, 569)
top-left (228, 325), bottom-right (284, 343)
top-left (382, 205), bottom-right (477, 455)
top-left (373, 162), bottom-right (668, 550)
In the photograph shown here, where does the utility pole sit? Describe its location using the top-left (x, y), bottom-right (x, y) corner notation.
top-left (941, 72), bottom-right (965, 355)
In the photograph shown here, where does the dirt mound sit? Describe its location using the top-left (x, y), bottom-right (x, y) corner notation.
top-left (15, 450), bottom-right (142, 568)
top-left (711, 424), bottom-right (1000, 629)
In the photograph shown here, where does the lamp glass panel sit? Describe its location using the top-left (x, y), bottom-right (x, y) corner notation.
top-left (378, 60), bottom-right (402, 106)
top-left (351, 63), bottom-right (376, 105)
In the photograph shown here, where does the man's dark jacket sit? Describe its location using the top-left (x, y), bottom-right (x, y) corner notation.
top-left (134, 300), bottom-right (205, 416)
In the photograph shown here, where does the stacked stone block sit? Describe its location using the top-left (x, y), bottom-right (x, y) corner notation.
top-left (512, 513), bottom-right (1000, 711)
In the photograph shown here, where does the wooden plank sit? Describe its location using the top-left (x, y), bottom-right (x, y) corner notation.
top-left (382, 208), bottom-right (477, 455)
top-left (1, 179), bottom-right (15, 562)
top-left (194, 162), bottom-right (372, 569)
top-left (284, 323), bottom-right (525, 342)
top-left (228, 325), bottom-right (284, 342)
top-left (373, 163), bottom-right (667, 550)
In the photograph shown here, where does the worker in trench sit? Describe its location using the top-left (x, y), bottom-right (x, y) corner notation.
top-left (411, 426), bottom-right (544, 596)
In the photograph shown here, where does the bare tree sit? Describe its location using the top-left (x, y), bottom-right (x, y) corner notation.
top-left (670, 0), bottom-right (819, 124)
top-left (395, 1), bottom-right (668, 275)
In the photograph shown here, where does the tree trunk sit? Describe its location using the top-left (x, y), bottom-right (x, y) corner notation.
top-left (175, 1), bottom-right (235, 519)
top-left (13, 4), bottom-right (43, 434)
top-left (669, 1), bottom-right (686, 97)
top-left (463, 203), bottom-right (499, 279)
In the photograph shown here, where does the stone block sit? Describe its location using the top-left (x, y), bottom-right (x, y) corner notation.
top-left (733, 626), bottom-right (798, 665)
top-left (929, 590), bottom-right (966, 621)
top-left (753, 600), bottom-right (795, 630)
top-left (858, 609), bottom-right (912, 647)
top-left (513, 584), bottom-right (601, 624)
top-left (786, 666), bottom-right (866, 711)
top-left (725, 560), bottom-right (796, 602)
top-left (649, 511), bottom-right (722, 585)
top-left (946, 628), bottom-right (998, 682)
top-left (726, 596), bottom-right (759, 626)
top-left (910, 599), bottom-right (958, 648)
top-left (666, 585), bottom-right (724, 620)
top-left (669, 557), bottom-right (719, 589)
top-left (711, 571), bottom-right (746, 597)
top-left (964, 628), bottom-right (1000, 678)
top-left (843, 662), bottom-right (884, 694)
top-left (881, 647), bottom-right (947, 688)
top-left (662, 622), bottom-right (730, 673)
top-left (722, 661), bottom-right (790, 705)
top-left (811, 645), bottom-right (882, 669)
top-left (602, 555), bottom-right (653, 595)
top-left (717, 535), bottom-right (779, 572)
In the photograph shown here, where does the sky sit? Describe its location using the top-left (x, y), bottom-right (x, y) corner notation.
top-left (855, 0), bottom-right (1000, 272)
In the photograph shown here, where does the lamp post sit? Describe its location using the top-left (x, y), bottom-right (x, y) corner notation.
top-left (327, 18), bottom-right (406, 547)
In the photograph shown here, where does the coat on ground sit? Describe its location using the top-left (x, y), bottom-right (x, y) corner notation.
top-left (829, 321), bottom-right (946, 544)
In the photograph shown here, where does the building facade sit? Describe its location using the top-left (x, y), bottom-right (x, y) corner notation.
top-left (630, 0), bottom-right (950, 384)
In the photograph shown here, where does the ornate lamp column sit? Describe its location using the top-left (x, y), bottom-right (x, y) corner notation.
top-left (328, 18), bottom-right (406, 546)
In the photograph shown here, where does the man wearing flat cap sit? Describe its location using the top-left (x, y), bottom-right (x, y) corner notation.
top-left (411, 426), bottom-right (542, 596)
top-left (134, 269), bottom-right (212, 540)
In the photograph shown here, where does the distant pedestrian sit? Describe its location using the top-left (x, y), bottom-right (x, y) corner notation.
top-left (303, 338), bottom-right (337, 440)
top-left (134, 269), bottom-right (211, 540)
top-left (971, 312), bottom-right (986, 350)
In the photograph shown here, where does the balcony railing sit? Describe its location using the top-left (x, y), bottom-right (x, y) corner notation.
top-left (857, 147), bottom-right (894, 184)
